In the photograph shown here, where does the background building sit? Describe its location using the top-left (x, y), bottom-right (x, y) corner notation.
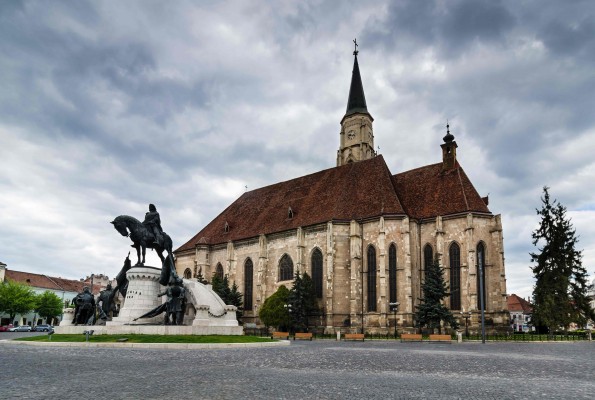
top-left (174, 51), bottom-right (508, 334)
top-left (507, 294), bottom-right (533, 332)
top-left (0, 262), bottom-right (107, 327)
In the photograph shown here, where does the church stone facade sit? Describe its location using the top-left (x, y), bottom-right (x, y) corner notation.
top-left (174, 51), bottom-right (508, 334)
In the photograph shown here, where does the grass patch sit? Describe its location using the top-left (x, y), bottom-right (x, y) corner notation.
top-left (16, 334), bottom-right (274, 344)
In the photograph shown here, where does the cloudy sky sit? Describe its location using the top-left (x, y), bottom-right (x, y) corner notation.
top-left (1, 0), bottom-right (594, 299)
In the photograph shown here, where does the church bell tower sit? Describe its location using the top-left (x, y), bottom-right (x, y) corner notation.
top-left (337, 40), bottom-right (375, 167)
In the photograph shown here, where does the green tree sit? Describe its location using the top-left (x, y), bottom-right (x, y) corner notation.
top-left (0, 279), bottom-right (37, 323)
top-left (531, 187), bottom-right (595, 333)
top-left (415, 258), bottom-right (459, 334)
top-left (258, 285), bottom-right (291, 330)
top-left (228, 281), bottom-right (244, 320)
top-left (35, 291), bottom-right (64, 324)
top-left (196, 267), bottom-right (209, 285)
top-left (287, 271), bottom-right (319, 332)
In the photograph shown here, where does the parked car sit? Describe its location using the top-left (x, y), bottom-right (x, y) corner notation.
top-left (9, 325), bottom-right (32, 332)
top-left (34, 324), bottom-right (54, 332)
top-left (0, 325), bottom-right (14, 332)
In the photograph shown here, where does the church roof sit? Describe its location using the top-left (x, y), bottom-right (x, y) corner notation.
top-left (177, 155), bottom-right (404, 250)
top-left (344, 54), bottom-right (370, 118)
top-left (177, 155), bottom-right (493, 250)
top-left (392, 161), bottom-right (491, 220)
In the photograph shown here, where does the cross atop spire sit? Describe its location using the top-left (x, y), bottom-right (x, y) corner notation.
top-left (353, 38), bottom-right (359, 56)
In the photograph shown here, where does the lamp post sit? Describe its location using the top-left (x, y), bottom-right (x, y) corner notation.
top-left (389, 302), bottom-right (400, 338)
top-left (460, 311), bottom-right (471, 338)
top-left (284, 303), bottom-right (293, 334)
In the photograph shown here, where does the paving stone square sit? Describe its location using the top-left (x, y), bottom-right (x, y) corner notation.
top-left (0, 339), bottom-right (593, 399)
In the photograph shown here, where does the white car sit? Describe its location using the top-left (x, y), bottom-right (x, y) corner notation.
top-left (9, 325), bottom-right (32, 332)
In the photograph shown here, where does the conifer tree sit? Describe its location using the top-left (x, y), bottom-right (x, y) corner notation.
top-left (415, 258), bottom-right (459, 334)
top-left (259, 285), bottom-right (291, 330)
top-left (531, 187), bottom-right (595, 333)
top-left (196, 267), bottom-right (209, 285)
top-left (287, 272), bottom-right (320, 332)
top-left (228, 281), bottom-right (244, 320)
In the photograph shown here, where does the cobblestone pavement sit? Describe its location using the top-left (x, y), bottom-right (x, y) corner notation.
top-left (1, 339), bottom-right (593, 399)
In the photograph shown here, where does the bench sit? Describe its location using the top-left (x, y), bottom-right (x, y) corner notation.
top-left (400, 333), bottom-right (423, 342)
top-left (271, 331), bottom-right (290, 340)
top-left (428, 334), bottom-right (452, 343)
top-left (294, 332), bottom-right (313, 341)
top-left (343, 333), bottom-right (365, 341)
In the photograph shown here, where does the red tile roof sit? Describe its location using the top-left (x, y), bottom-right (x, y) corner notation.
top-left (176, 156), bottom-right (492, 250)
top-left (392, 161), bottom-right (491, 220)
top-left (4, 270), bottom-right (100, 294)
top-left (507, 294), bottom-right (533, 313)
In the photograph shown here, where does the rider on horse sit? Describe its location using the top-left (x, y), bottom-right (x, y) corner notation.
top-left (143, 204), bottom-right (163, 246)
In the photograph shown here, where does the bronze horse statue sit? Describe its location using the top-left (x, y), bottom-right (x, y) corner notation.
top-left (111, 215), bottom-right (178, 286)
top-left (111, 215), bottom-right (172, 264)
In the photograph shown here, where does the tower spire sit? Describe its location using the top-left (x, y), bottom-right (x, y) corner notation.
top-left (337, 40), bottom-right (375, 167)
top-left (345, 39), bottom-right (369, 117)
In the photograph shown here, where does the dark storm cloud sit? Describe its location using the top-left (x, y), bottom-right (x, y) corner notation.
top-left (1, 0), bottom-right (594, 298)
top-left (364, 0), bottom-right (515, 57)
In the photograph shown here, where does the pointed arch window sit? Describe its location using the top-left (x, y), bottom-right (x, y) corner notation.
top-left (449, 242), bottom-right (461, 310)
top-left (476, 242), bottom-right (487, 311)
top-left (423, 244), bottom-right (433, 279)
top-left (388, 244), bottom-right (397, 303)
top-left (311, 248), bottom-right (323, 299)
top-left (183, 268), bottom-right (192, 280)
top-left (244, 258), bottom-right (253, 311)
top-left (215, 263), bottom-right (224, 280)
top-left (367, 246), bottom-right (377, 312)
top-left (279, 254), bottom-right (294, 281)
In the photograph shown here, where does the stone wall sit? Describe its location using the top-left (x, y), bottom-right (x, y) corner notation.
top-left (175, 212), bottom-right (508, 334)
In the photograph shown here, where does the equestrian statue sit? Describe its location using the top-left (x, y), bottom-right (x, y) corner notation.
top-left (111, 204), bottom-right (178, 286)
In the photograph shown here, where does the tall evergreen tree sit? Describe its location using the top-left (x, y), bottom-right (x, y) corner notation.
top-left (415, 258), bottom-right (459, 334)
top-left (531, 187), bottom-right (595, 333)
top-left (287, 272), bottom-right (320, 332)
top-left (228, 281), bottom-right (244, 320)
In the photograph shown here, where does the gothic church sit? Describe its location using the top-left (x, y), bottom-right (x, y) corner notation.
top-left (174, 49), bottom-right (508, 334)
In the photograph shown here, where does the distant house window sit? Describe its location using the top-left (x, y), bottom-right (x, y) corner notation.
top-left (183, 268), bottom-right (192, 279)
top-left (389, 244), bottom-right (397, 303)
top-left (449, 242), bottom-right (461, 310)
top-left (367, 246), bottom-right (377, 312)
top-left (279, 254), bottom-right (294, 281)
top-left (244, 258), bottom-right (253, 311)
top-left (215, 263), bottom-right (224, 280)
top-left (311, 248), bottom-right (323, 299)
top-left (476, 242), bottom-right (487, 310)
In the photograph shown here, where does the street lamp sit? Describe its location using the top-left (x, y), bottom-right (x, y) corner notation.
top-left (284, 303), bottom-right (293, 333)
top-left (460, 311), bottom-right (472, 338)
top-left (389, 302), bottom-right (400, 338)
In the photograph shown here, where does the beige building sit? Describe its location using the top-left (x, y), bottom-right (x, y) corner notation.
top-left (174, 51), bottom-right (508, 334)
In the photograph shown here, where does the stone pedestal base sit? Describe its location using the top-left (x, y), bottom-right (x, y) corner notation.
top-left (108, 266), bottom-right (163, 326)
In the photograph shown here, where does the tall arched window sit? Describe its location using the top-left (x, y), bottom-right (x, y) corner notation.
top-left (311, 248), bottom-right (323, 299)
top-left (476, 242), bottom-right (487, 310)
top-left (244, 258), bottom-right (253, 311)
top-left (423, 244), bottom-right (433, 279)
top-left (183, 268), bottom-right (192, 279)
top-left (389, 244), bottom-right (397, 304)
top-left (367, 246), bottom-right (377, 312)
top-left (215, 263), bottom-right (224, 280)
top-left (449, 242), bottom-right (461, 310)
top-left (279, 254), bottom-right (294, 281)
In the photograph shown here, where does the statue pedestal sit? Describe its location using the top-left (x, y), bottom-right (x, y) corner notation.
top-left (108, 266), bottom-right (163, 325)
